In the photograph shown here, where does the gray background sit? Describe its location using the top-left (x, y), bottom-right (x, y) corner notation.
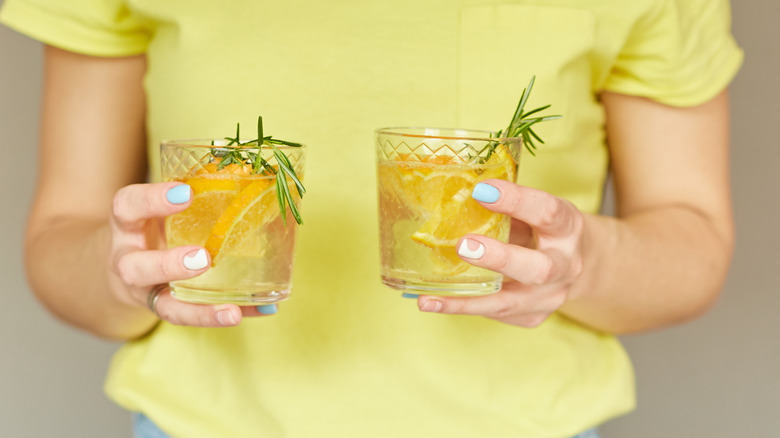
top-left (1, 1), bottom-right (777, 436)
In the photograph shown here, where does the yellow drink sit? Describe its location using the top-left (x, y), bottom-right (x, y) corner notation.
top-left (161, 140), bottom-right (305, 305)
top-left (375, 128), bottom-right (520, 296)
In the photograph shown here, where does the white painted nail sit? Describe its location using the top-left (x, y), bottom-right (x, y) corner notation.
top-left (420, 300), bottom-right (443, 313)
top-left (216, 309), bottom-right (237, 326)
top-left (457, 239), bottom-right (485, 259)
top-left (183, 249), bottom-right (209, 270)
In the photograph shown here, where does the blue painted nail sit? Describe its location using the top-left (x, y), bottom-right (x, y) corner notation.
top-left (402, 293), bottom-right (419, 299)
top-left (166, 184), bottom-right (191, 204)
top-left (472, 183), bottom-right (500, 203)
top-left (256, 304), bottom-right (278, 315)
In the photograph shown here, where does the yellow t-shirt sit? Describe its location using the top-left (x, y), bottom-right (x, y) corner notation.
top-left (1, 1), bottom-right (742, 437)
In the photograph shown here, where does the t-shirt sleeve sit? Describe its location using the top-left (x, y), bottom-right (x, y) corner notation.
top-left (0, 0), bottom-right (150, 57)
top-left (603, 0), bottom-right (743, 107)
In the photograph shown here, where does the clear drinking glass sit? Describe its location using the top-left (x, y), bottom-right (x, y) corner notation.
top-left (375, 127), bottom-right (521, 296)
top-left (160, 139), bottom-right (306, 305)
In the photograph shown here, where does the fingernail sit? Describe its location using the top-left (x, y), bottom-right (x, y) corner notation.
top-left (216, 309), bottom-right (238, 326)
top-left (458, 238), bottom-right (485, 259)
top-left (420, 300), bottom-right (443, 313)
top-left (472, 183), bottom-right (500, 203)
top-left (183, 249), bottom-right (209, 270)
top-left (256, 304), bottom-right (278, 315)
top-left (166, 184), bottom-right (191, 204)
top-left (402, 293), bottom-right (419, 299)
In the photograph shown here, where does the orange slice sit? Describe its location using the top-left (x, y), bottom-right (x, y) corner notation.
top-left (204, 178), bottom-right (277, 263)
top-left (479, 142), bottom-right (517, 181)
top-left (403, 149), bottom-right (515, 274)
top-left (409, 142), bottom-right (515, 248)
top-left (409, 179), bottom-right (504, 275)
top-left (165, 176), bottom-right (240, 248)
top-left (411, 209), bottom-right (503, 248)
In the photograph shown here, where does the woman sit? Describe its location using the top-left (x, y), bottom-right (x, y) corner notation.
top-left (1, 0), bottom-right (742, 437)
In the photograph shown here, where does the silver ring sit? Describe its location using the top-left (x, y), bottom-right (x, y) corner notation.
top-left (147, 284), bottom-right (167, 318)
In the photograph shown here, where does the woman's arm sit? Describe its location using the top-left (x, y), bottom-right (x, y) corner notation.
top-left (26, 46), bottom-right (264, 340)
top-left (414, 90), bottom-right (734, 334)
top-left (26, 46), bottom-right (154, 339)
top-left (563, 90), bottom-right (733, 332)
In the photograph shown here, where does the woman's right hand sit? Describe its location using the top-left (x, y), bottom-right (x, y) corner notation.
top-left (26, 47), bottom-right (272, 338)
top-left (109, 182), bottom-right (270, 328)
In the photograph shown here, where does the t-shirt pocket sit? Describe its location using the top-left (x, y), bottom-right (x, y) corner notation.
top-left (457, 4), bottom-right (596, 151)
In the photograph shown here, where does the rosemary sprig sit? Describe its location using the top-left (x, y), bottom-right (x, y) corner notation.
top-left (210, 116), bottom-right (305, 225)
top-left (477, 76), bottom-right (561, 162)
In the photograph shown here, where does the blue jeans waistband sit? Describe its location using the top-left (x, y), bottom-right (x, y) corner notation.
top-left (133, 413), bottom-right (600, 438)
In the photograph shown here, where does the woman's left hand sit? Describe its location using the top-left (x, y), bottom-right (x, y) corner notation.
top-left (415, 179), bottom-right (585, 328)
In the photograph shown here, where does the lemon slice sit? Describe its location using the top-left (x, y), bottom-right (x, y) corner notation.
top-left (394, 164), bottom-right (478, 212)
top-left (411, 210), bottom-right (504, 248)
top-left (479, 142), bottom-right (518, 181)
top-left (404, 151), bottom-right (514, 274)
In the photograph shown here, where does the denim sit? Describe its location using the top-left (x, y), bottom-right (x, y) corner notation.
top-left (133, 413), bottom-right (172, 438)
top-left (573, 429), bottom-right (601, 438)
top-left (134, 413), bottom-right (600, 438)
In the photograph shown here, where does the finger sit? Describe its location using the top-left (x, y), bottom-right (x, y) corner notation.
top-left (153, 295), bottom-right (280, 327)
top-left (153, 289), bottom-right (243, 327)
top-left (416, 284), bottom-right (562, 327)
top-left (112, 182), bottom-right (192, 231)
top-left (471, 180), bottom-right (580, 237)
top-left (116, 246), bottom-right (210, 288)
top-left (456, 234), bottom-right (570, 285)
